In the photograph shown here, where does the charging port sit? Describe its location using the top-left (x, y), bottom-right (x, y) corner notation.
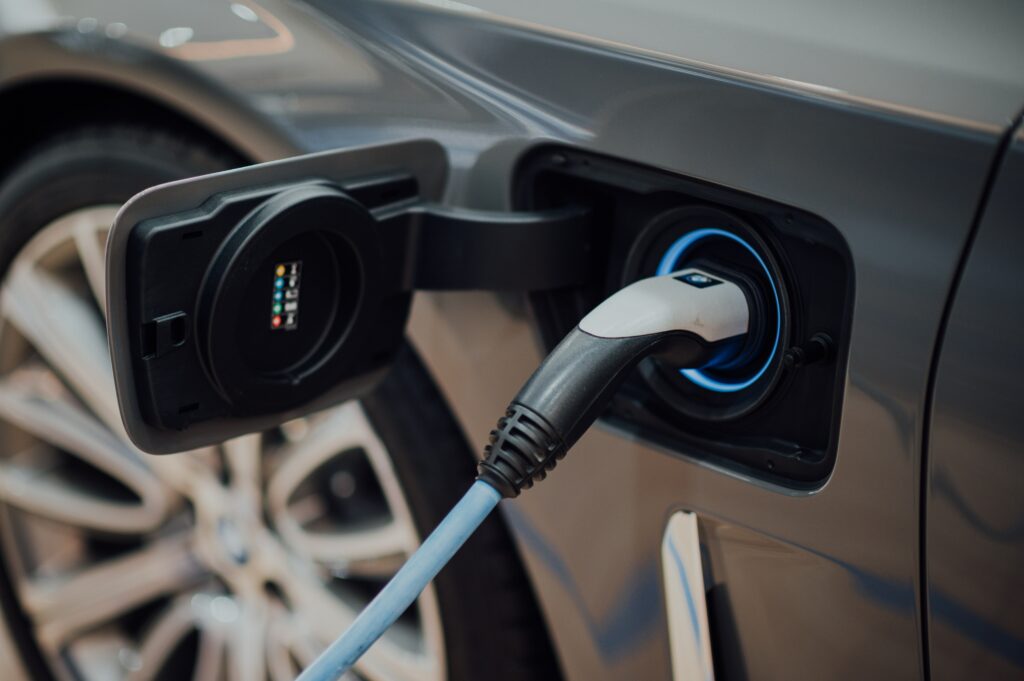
top-left (626, 206), bottom-right (788, 421)
top-left (514, 147), bottom-right (853, 487)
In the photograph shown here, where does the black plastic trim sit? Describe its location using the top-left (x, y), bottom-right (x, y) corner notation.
top-left (389, 204), bottom-right (593, 290)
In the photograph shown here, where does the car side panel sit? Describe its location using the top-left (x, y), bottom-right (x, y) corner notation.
top-left (925, 124), bottom-right (1024, 681)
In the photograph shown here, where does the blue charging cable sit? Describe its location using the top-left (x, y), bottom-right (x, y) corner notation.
top-left (295, 480), bottom-right (502, 681)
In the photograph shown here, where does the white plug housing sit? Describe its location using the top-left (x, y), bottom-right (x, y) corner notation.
top-left (578, 268), bottom-right (750, 342)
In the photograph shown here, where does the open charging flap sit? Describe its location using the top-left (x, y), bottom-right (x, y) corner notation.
top-left (106, 139), bottom-right (592, 453)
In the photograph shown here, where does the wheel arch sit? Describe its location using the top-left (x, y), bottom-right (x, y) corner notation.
top-left (0, 31), bottom-right (300, 175)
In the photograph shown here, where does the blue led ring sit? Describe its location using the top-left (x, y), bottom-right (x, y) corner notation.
top-left (656, 228), bottom-right (781, 393)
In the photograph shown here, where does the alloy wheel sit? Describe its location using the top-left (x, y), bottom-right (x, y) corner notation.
top-left (0, 206), bottom-right (445, 681)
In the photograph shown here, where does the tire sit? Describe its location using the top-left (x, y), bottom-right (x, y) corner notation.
top-left (0, 125), bottom-right (560, 681)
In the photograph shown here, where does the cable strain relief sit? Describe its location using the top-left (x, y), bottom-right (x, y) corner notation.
top-left (476, 402), bottom-right (568, 498)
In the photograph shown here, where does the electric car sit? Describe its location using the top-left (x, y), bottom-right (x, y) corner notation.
top-left (0, 1), bottom-right (1022, 680)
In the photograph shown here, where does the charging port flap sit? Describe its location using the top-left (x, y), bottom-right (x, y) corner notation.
top-left (107, 139), bottom-right (449, 454)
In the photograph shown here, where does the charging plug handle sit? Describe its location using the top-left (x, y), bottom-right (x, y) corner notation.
top-left (478, 268), bottom-right (754, 497)
top-left (478, 329), bottom-right (726, 497)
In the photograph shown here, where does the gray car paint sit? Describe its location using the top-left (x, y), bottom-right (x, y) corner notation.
top-left (0, 0), bottom-right (1022, 679)
top-left (925, 122), bottom-right (1024, 681)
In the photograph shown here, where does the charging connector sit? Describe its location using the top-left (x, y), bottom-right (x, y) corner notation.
top-left (479, 267), bottom-right (754, 497)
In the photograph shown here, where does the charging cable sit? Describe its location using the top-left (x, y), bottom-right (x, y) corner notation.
top-left (295, 268), bottom-right (755, 681)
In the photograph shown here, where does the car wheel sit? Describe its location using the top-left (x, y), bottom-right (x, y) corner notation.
top-left (0, 126), bottom-right (559, 681)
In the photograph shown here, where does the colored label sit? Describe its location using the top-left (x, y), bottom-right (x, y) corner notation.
top-left (270, 261), bottom-right (301, 330)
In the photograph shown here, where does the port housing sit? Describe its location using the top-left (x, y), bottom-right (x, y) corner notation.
top-left (514, 146), bottom-right (853, 487)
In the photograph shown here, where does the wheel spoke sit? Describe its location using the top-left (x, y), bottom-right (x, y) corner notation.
top-left (224, 433), bottom-right (262, 514)
top-left (1, 264), bottom-right (121, 431)
top-left (70, 208), bottom-right (118, 316)
top-left (273, 564), bottom-right (440, 681)
top-left (20, 533), bottom-right (206, 652)
top-left (193, 617), bottom-right (229, 681)
top-left (225, 597), bottom-right (268, 681)
top-left (129, 593), bottom-right (227, 681)
top-left (267, 403), bottom-right (418, 576)
top-left (266, 404), bottom-right (375, 507)
top-left (268, 556), bottom-right (354, 636)
top-left (355, 636), bottom-right (441, 681)
top-left (0, 461), bottom-right (160, 536)
top-left (265, 403), bottom-right (445, 678)
top-left (266, 607), bottom-right (318, 681)
top-left (285, 520), bottom-right (408, 578)
top-left (0, 372), bottom-right (170, 533)
top-left (145, 447), bottom-right (225, 502)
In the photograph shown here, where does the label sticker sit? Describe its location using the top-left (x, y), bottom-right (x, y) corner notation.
top-left (675, 271), bottom-right (721, 289)
top-left (270, 261), bottom-right (301, 330)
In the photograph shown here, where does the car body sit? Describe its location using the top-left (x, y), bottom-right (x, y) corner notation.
top-left (0, 1), bottom-right (1023, 679)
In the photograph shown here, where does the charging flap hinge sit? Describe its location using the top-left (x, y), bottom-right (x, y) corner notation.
top-left (386, 204), bottom-right (594, 291)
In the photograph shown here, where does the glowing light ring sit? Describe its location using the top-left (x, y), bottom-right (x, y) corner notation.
top-left (656, 228), bottom-right (781, 393)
